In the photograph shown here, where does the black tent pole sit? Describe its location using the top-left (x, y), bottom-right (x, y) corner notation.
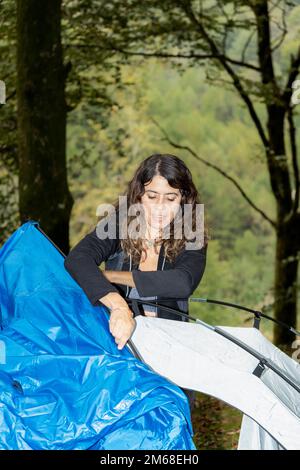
top-left (126, 298), bottom-right (300, 395)
top-left (189, 297), bottom-right (300, 337)
top-left (135, 295), bottom-right (300, 337)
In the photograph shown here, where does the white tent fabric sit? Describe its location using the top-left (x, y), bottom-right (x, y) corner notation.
top-left (238, 415), bottom-right (283, 450)
top-left (130, 316), bottom-right (300, 450)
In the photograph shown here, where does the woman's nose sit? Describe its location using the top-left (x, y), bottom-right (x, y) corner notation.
top-left (151, 204), bottom-right (166, 218)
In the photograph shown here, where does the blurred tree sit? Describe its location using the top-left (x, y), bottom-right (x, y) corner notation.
top-left (0, 0), bottom-right (19, 241)
top-left (0, 0), bottom-right (134, 247)
top-left (16, 0), bottom-right (73, 253)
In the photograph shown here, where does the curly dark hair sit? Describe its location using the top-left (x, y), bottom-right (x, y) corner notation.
top-left (106, 153), bottom-right (210, 264)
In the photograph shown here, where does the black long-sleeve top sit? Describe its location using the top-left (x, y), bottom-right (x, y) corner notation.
top-left (64, 209), bottom-right (207, 321)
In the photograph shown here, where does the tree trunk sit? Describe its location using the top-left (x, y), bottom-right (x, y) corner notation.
top-left (16, 0), bottom-right (73, 254)
top-left (273, 215), bottom-right (299, 347)
top-left (267, 104), bottom-right (299, 346)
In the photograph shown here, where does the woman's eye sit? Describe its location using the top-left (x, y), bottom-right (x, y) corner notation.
top-left (147, 195), bottom-right (177, 201)
top-left (166, 197), bottom-right (177, 202)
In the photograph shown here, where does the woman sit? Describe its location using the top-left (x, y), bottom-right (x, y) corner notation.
top-left (64, 153), bottom-right (209, 411)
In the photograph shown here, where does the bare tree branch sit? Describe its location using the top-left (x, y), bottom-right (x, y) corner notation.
top-left (64, 43), bottom-right (261, 71)
top-left (151, 117), bottom-right (276, 228)
top-left (270, 1), bottom-right (288, 52)
top-left (241, 30), bottom-right (255, 63)
top-left (178, 0), bottom-right (269, 148)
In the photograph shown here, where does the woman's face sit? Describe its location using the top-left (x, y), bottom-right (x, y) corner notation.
top-left (140, 175), bottom-right (182, 231)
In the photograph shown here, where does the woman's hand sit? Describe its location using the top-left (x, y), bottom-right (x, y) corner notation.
top-left (109, 305), bottom-right (136, 350)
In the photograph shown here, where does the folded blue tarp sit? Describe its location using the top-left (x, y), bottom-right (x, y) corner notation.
top-left (0, 221), bottom-right (195, 450)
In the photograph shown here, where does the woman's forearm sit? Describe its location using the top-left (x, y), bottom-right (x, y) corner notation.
top-left (97, 271), bottom-right (135, 314)
top-left (99, 291), bottom-right (131, 311)
top-left (102, 270), bottom-right (135, 288)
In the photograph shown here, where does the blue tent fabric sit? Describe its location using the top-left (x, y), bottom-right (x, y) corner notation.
top-left (0, 221), bottom-right (196, 450)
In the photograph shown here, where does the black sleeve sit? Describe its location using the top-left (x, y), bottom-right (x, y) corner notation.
top-left (131, 243), bottom-right (207, 298)
top-left (64, 211), bottom-right (120, 307)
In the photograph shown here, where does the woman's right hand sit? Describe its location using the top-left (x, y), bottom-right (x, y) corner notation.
top-left (109, 305), bottom-right (136, 350)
